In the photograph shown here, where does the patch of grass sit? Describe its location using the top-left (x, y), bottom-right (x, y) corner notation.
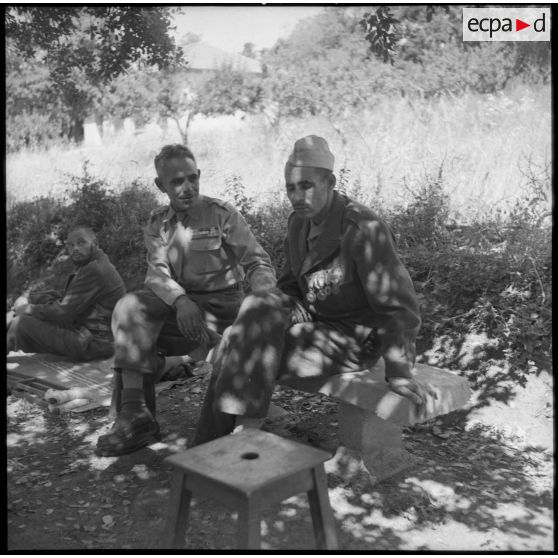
top-left (6, 84), bottom-right (551, 220)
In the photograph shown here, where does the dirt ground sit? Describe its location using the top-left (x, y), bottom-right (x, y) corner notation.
top-left (6, 369), bottom-right (554, 551)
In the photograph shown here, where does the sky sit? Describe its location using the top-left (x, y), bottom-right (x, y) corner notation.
top-left (172, 5), bottom-right (323, 54)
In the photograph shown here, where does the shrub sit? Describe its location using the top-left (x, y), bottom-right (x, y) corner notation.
top-left (6, 165), bottom-right (551, 383)
top-left (6, 165), bottom-right (159, 305)
top-left (386, 167), bottom-right (552, 381)
top-left (7, 196), bottom-right (67, 300)
top-left (219, 174), bottom-right (290, 274)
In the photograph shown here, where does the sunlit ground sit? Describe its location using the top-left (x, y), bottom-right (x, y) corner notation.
top-left (7, 368), bottom-right (553, 551)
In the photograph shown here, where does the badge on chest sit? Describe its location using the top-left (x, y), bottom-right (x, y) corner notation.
top-left (305, 263), bottom-right (345, 303)
top-left (192, 227), bottom-right (220, 240)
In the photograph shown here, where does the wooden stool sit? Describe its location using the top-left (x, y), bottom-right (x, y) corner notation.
top-left (162, 428), bottom-right (339, 550)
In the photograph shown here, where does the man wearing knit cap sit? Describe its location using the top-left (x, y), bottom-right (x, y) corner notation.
top-left (194, 135), bottom-right (432, 444)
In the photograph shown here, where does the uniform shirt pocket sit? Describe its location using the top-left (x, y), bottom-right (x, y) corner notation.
top-left (190, 235), bottom-right (222, 251)
top-left (187, 228), bottom-right (225, 276)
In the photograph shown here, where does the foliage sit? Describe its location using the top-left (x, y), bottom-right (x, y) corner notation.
top-left (98, 61), bottom-right (266, 144)
top-left (389, 170), bottom-right (450, 251)
top-left (7, 196), bottom-right (67, 292)
top-left (5, 6), bottom-right (182, 81)
top-left (361, 5), bottom-right (551, 93)
top-left (96, 66), bottom-right (160, 126)
top-left (219, 175), bottom-right (290, 274)
top-left (222, 174), bottom-right (253, 215)
top-left (193, 66), bottom-right (264, 116)
top-left (5, 6), bottom-right (183, 144)
top-left (6, 164), bottom-right (159, 303)
top-left (373, 162), bottom-right (552, 381)
top-left (262, 5), bottom-right (551, 121)
top-left (7, 7), bottom-right (551, 152)
top-left (7, 162), bottom-right (550, 384)
top-left (153, 65), bottom-right (265, 143)
top-left (360, 6), bottom-right (400, 63)
top-left (6, 52), bottom-right (71, 151)
top-left (151, 69), bottom-right (195, 142)
top-left (262, 8), bottom-right (372, 121)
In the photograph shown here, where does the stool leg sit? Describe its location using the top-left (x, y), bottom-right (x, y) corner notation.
top-left (162, 470), bottom-right (192, 549)
top-left (237, 496), bottom-right (261, 549)
top-left (307, 464), bottom-right (339, 550)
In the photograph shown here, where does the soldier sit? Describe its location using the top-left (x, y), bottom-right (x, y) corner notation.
top-left (96, 144), bottom-right (277, 456)
top-left (194, 135), bottom-right (435, 444)
top-left (7, 226), bottom-right (125, 361)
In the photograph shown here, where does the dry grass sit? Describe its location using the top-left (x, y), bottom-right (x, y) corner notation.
top-left (6, 84), bottom-right (551, 221)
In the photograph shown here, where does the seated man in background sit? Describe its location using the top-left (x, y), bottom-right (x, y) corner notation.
top-left (194, 135), bottom-right (435, 444)
top-left (7, 226), bottom-right (126, 361)
top-left (96, 144), bottom-right (277, 457)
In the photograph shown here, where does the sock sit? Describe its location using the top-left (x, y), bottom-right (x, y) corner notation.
top-left (122, 370), bottom-right (144, 390)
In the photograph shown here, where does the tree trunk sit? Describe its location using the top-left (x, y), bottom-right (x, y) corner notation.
top-left (70, 118), bottom-right (85, 143)
top-left (171, 111), bottom-right (194, 145)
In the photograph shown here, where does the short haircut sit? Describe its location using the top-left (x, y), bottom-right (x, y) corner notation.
top-left (68, 226), bottom-right (97, 242)
top-left (154, 144), bottom-right (196, 175)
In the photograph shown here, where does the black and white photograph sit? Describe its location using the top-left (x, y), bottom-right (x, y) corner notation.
top-left (5, 3), bottom-right (553, 551)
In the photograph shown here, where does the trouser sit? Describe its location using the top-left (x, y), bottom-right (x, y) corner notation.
top-left (111, 287), bottom-right (243, 375)
top-left (109, 286), bottom-right (243, 417)
top-left (8, 314), bottom-right (114, 361)
top-left (194, 294), bottom-right (379, 444)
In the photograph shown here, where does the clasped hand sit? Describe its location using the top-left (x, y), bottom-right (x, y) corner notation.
top-left (174, 296), bottom-right (210, 346)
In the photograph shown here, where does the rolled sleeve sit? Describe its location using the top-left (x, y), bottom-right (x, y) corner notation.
top-left (352, 220), bottom-right (421, 379)
top-left (143, 222), bottom-right (187, 307)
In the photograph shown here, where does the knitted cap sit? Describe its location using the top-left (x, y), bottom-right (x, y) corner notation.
top-left (286, 135), bottom-right (334, 171)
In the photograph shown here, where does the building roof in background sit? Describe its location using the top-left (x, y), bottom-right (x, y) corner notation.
top-left (182, 42), bottom-right (262, 74)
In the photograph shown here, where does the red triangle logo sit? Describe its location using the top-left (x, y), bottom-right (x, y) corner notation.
top-left (516, 18), bottom-right (530, 31)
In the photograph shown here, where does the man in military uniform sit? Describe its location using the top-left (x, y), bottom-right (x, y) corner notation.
top-left (96, 144), bottom-right (277, 456)
top-left (194, 135), bottom-right (434, 444)
top-left (7, 226), bottom-right (125, 361)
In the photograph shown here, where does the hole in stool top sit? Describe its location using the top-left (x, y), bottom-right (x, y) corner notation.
top-left (240, 452), bottom-right (259, 460)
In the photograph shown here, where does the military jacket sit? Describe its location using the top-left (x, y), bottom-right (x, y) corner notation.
top-left (144, 195), bottom-right (276, 306)
top-left (29, 248), bottom-right (126, 333)
top-left (277, 191), bottom-right (421, 379)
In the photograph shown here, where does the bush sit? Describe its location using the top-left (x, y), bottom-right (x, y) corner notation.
top-left (390, 169), bottom-right (550, 380)
top-left (341, 161), bottom-right (551, 381)
top-left (6, 165), bottom-right (159, 305)
top-left (7, 196), bottom-right (67, 299)
top-left (219, 174), bottom-right (290, 274)
top-left (6, 166), bottom-right (551, 383)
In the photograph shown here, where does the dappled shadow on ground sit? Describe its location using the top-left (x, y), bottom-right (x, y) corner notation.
top-left (255, 417), bottom-right (553, 551)
top-left (325, 416), bottom-right (553, 551)
top-left (173, 413), bottom-right (553, 551)
top-left (417, 324), bottom-right (551, 415)
top-left (7, 377), bottom-right (554, 551)
top-left (6, 376), bottom-right (207, 550)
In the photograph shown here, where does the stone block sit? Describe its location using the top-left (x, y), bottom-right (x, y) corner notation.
top-left (267, 402), bottom-right (289, 419)
top-left (325, 445), bottom-right (422, 485)
top-left (361, 446), bottom-right (423, 483)
top-left (318, 360), bottom-right (471, 427)
top-left (338, 403), bottom-right (403, 451)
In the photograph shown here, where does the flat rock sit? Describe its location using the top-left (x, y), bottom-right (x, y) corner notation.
top-left (325, 446), bottom-right (422, 485)
top-left (318, 360), bottom-right (471, 427)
